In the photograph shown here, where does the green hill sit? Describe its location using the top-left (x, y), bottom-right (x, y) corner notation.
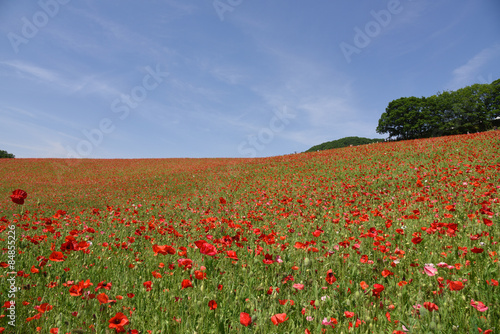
top-left (305, 136), bottom-right (384, 152)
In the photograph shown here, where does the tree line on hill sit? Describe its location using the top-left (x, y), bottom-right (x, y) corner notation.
top-left (305, 136), bottom-right (384, 152)
top-left (0, 150), bottom-right (15, 158)
top-left (376, 79), bottom-right (500, 140)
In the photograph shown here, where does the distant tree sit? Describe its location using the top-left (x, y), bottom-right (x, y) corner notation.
top-left (453, 84), bottom-right (491, 132)
top-left (420, 95), bottom-right (444, 137)
top-left (486, 78), bottom-right (500, 122)
top-left (433, 90), bottom-right (462, 136)
top-left (0, 150), bottom-right (15, 158)
top-left (376, 96), bottom-right (426, 140)
top-left (377, 79), bottom-right (500, 140)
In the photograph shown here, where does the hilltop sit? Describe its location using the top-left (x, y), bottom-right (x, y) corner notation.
top-left (305, 136), bottom-right (384, 152)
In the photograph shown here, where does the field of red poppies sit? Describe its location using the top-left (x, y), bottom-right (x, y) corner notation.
top-left (1, 132), bottom-right (499, 333)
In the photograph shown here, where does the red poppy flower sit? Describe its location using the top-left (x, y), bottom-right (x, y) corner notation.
top-left (177, 258), bottom-right (193, 269)
top-left (199, 243), bottom-right (217, 256)
top-left (372, 284), bottom-right (385, 297)
top-left (194, 270), bottom-right (207, 280)
top-left (10, 189), bottom-right (27, 205)
top-left (447, 280), bottom-right (464, 291)
top-left (263, 253), bottom-right (274, 264)
top-left (312, 227), bottom-right (323, 237)
top-left (108, 312), bottom-right (129, 333)
top-left (226, 250), bottom-right (238, 260)
top-left (151, 270), bottom-right (162, 279)
top-left (69, 284), bottom-right (82, 296)
top-left (423, 302), bottom-right (439, 311)
top-left (60, 240), bottom-right (79, 253)
top-left (279, 299), bottom-right (294, 305)
top-left (326, 269), bottom-right (337, 285)
top-left (381, 269), bottom-right (394, 277)
top-left (95, 281), bottom-right (112, 292)
top-left (208, 300), bottom-right (217, 310)
top-left (1, 301), bottom-right (13, 308)
top-left (344, 311), bottom-right (354, 318)
top-left (52, 209), bottom-right (66, 219)
top-left (294, 242), bottom-right (307, 249)
top-left (479, 329), bottom-right (493, 334)
top-left (471, 247), bottom-right (484, 254)
top-left (486, 279), bottom-right (498, 286)
top-left (26, 313), bottom-right (42, 322)
top-left (181, 279), bottom-right (193, 289)
top-left (36, 303), bottom-right (53, 313)
top-left (240, 312), bottom-right (252, 327)
top-left (195, 240), bottom-right (207, 248)
top-left (97, 293), bottom-right (116, 305)
top-left (271, 313), bottom-right (289, 325)
top-left (153, 244), bottom-right (176, 255)
top-left (143, 281), bottom-right (152, 292)
top-left (49, 251), bottom-right (65, 262)
top-left (77, 241), bottom-right (90, 251)
top-left (445, 205), bottom-right (455, 211)
top-left (483, 218), bottom-right (493, 226)
top-left (411, 237), bottom-right (423, 245)
top-left (79, 279), bottom-right (93, 289)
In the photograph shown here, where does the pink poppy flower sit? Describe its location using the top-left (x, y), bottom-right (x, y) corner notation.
top-left (471, 299), bottom-right (488, 312)
top-left (423, 264), bottom-right (438, 276)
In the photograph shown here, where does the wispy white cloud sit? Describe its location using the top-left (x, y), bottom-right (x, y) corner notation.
top-left (0, 114), bottom-right (79, 158)
top-left (0, 60), bottom-right (59, 82)
top-left (0, 140), bottom-right (67, 158)
top-left (447, 44), bottom-right (500, 90)
top-left (163, 0), bottom-right (199, 16)
top-left (243, 37), bottom-right (360, 132)
top-left (65, 6), bottom-right (173, 63)
top-left (210, 66), bottom-right (245, 85)
top-left (0, 105), bottom-right (86, 131)
top-left (0, 60), bottom-right (126, 99)
top-left (299, 96), bottom-right (358, 128)
top-left (372, 0), bottom-right (430, 35)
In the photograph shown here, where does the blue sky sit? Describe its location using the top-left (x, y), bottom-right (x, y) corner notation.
top-left (1, 0), bottom-right (499, 158)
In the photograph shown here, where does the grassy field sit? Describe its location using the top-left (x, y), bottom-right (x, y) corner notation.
top-left (1, 132), bottom-right (499, 333)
